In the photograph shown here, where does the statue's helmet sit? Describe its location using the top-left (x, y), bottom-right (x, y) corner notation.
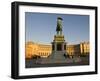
top-left (57, 17), bottom-right (63, 20)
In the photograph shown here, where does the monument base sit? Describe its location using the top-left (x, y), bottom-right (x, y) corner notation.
top-left (36, 51), bottom-right (68, 64)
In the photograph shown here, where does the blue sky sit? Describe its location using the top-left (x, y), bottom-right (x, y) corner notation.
top-left (25, 12), bottom-right (89, 44)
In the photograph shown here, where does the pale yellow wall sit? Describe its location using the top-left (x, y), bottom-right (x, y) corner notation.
top-left (38, 44), bottom-right (52, 58)
top-left (25, 42), bottom-right (39, 58)
top-left (67, 42), bottom-right (89, 56)
top-left (66, 45), bottom-right (75, 56)
top-left (25, 42), bottom-right (90, 59)
top-left (80, 42), bottom-right (90, 55)
top-left (25, 42), bottom-right (52, 59)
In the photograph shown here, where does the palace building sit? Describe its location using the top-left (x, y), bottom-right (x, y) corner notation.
top-left (25, 41), bottom-right (89, 59)
top-left (66, 42), bottom-right (89, 58)
top-left (25, 42), bottom-right (52, 59)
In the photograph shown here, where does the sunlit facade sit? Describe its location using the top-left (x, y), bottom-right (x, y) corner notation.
top-left (66, 42), bottom-right (89, 58)
top-left (80, 42), bottom-right (90, 55)
top-left (25, 42), bottom-right (52, 59)
top-left (25, 41), bottom-right (89, 59)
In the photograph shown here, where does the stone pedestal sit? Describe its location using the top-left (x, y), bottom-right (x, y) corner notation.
top-left (48, 35), bottom-right (67, 63)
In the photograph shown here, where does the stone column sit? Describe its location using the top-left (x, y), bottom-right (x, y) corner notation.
top-left (54, 42), bottom-right (57, 52)
top-left (62, 43), bottom-right (64, 51)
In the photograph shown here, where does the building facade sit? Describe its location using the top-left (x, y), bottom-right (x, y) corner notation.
top-left (80, 42), bottom-right (90, 55)
top-left (25, 42), bottom-right (52, 59)
top-left (66, 42), bottom-right (89, 58)
top-left (25, 41), bottom-right (89, 59)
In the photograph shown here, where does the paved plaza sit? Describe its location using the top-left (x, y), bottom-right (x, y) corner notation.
top-left (25, 55), bottom-right (89, 68)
